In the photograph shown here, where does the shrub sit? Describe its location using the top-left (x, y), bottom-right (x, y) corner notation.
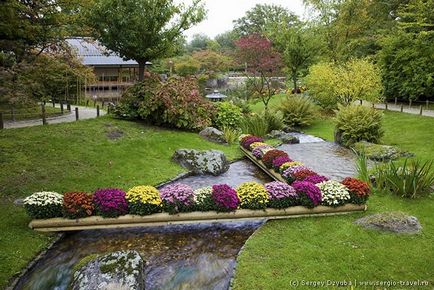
top-left (292, 181), bottom-right (322, 208)
top-left (240, 135), bottom-right (264, 150)
top-left (262, 150), bottom-right (288, 168)
top-left (212, 184), bottom-right (240, 211)
top-left (93, 188), bottom-right (128, 218)
top-left (63, 192), bottom-right (94, 219)
top-left (213, 102), bottom-right (243, 130)
top-left (279, 95), bottom-right (317, 128)
top-left (342, 177), bottom-right (371, 204)
top-left (126, 186), bottom-right (162, 215)
top-left (279, 161), bottom-right (304, 174)
top-left (264, 111), bottom-right (284, 131)
top-left (303, 175), bottom-right (329, 184)
top-left (236, 182), bottom-right (269, 210)
top-left (23, 192), bottom-right (63, 219)
top-left (240, 114), bottom-right (269, 137)
top-left (317, 180), bottom-right (350, 207)
top-left (252, 145), bottom-right (273, 159)
top-left (373, 159), bottom-right (434, 198)
top-left (193, 187), bottom-right (216, 211)
top-left (264, 181), bottom-right (298, 209)
top-left (160, 183), bottom-right (195, 213)
top-left (272, 156), bottom-right (293, 171)
top-left (335, 104), bottom-right (384, 147)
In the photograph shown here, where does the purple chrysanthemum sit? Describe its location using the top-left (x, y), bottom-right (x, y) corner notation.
top-left (292, 181), bottom-right (322, 207)
top-left (93, 188), bottom-right (128, 217)
top-left (241, 136), bottom-right (264, 150)
top-left (264, 181), bottom-right (297, 200)
top-left (211, 184), bottom-right (239, 211)
top-left (282, 165), bottom-right (309, 179)
top-left (272, 156), bottom-right (293, 170)
top-left (160, 183), bottom-right (194, 206)
top-left (303, 174), bottom-right (329, 184)
top-left (252, 145), bottom-right (273, 158)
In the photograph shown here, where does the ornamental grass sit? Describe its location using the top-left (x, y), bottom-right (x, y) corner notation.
top-left (63, 191), bottom-right (94, 219)
top-left (126, 185), bottom-right (162, 215)
top-left (236, 182), bottom-right (269, 210)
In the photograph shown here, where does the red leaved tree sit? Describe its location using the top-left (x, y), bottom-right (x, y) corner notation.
top-left (235, 34), bottom-right (283, 111)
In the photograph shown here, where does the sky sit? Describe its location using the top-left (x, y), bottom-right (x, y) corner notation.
top-left (180, 0), bottom-right (306, 40)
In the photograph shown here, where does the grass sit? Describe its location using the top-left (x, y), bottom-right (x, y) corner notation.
top-left (0, 116), bottom-right (242, 288)
top-left (0, 105), bottom-right (63, 121)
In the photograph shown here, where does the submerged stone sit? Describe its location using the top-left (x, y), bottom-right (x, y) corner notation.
top-left (353, 141), bottom-right (413, 161)
top-left (172, 149), bottom-right (230, 176)
top-left (355, 212), bottom-right (422, 234)
top-left (199, 127), bottom-right (226, 144)
top-left (267, 130), bottom-right (300, 144)
top-left (72, 250), bottom-right (145, 290)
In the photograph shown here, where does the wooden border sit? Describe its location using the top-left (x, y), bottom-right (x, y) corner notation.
top-left (29, 204), bottom-right (366, 232)
top-left (240, 146), bottom-right (286, 182)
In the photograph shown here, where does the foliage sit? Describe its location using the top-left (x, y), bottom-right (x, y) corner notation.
top-left (355, 151), bottom-right (370, 184)
top-left (264, 111), bottom-right (284, 131)
top-left (192, 50), bottom-right (233, 73)
top-left (222, 127), bottom-right (240, 145)
top-left (126, 185), bottom-right (162, 215)
top-left (236, 182), bottom-right (269, 210)
top-left (292, 181), bottom-right (322, 208)
top-left (193, 187), bottom-right (215, 211)
top-left (239, 114), bottom-right (269, 137)
top-left (342, 177), bottom-right (371, 204)
top-left (305, 59), bottom-right (383, 108)
top-left (235, 34), bottom-right (283, 110)
top-left (87, 0), bottom-right (205, 80)
top-left (317, 180), bottom-right (350, 207)
top-left (264, 181), bottom-right (298, 209)
top-left (115, 75), bottom-right (215, 130)
top-left (63, 192), bottom-right (94, 219)
top-left (93, 188), bottom-right (128, 218)
top-left (211, 184), bottom-right (239, 211)
top-left (23, 192), bottom-right (63, 219)
top-left (240, 135), bottom-right (264, 150)
top-left (233, 4), bottom-right (299, 36)
top-left (173, 55), bottom-right (201, 76)
top-left (160, 183), bottom-right (195, 213)
top-left (186, 33), bottom-right (211, 52)
top-left (373, 159), bottom-right (434, 199)
top-left (262, 150), bottom-right (288, 169)
top-left (213, 102), bottom-right (243, 130)
top-left (335, 104), bottom-right (384, 146)
top-left (278, 95), bottom-right (317, 128)
top-left (214, 30), bottom-right (238, 51)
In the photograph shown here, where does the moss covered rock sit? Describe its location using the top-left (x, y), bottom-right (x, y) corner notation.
top-left (172, 149), bottom-right (229, 176)
top-left (353, 141), bottom-right (413, 161)
top-left (355, 212), bottom-right (422, 234)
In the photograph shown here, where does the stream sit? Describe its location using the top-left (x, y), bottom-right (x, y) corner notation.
top-left (15, 134), bottom-right (357, 290)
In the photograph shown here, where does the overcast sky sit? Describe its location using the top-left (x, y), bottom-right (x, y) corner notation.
top-left (180, 0), bottom-right (306, 40)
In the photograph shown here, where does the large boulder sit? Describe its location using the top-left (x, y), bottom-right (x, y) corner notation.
top-left (72, 251), bottom-right (145, 290)
top-left (267, 130), bottom-right (300, 144)
top-left (199, 127), bottom-right (226, 144)
top-left (172, 149), bottom-right (229, 176)
top-left (353, 141), bottom-right (414, 161)
top-left (355, 212), bottom-right (422, 234)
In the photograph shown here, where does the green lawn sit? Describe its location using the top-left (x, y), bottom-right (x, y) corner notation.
top-left (0, 105), bottom-right (63, 121)
top-left (0, 117), bottom-right (242, 288)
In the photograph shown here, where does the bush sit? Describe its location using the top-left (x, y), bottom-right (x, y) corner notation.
top-left (93, 188), bottom-right (128, 218)
top-left (292, 181), bottom-right (322, 208)
top-left (222, 127), bottom-right (240, 145)
top-left (240, 114), bottom-right (269, 137)
top-left (193, 187), bottom-right (215, 211)
top-left (264, 111), bottom-right (284, 131)
top-left (63, 192), bottom-right (94, 219)
top-left (126, 186), bottom-right (162, 215)
top-left (264, 181), bottom-right (298, 209)
top-left (342, 177), bottom-right (371, 204)
top-left (373, 159), bottom-right (434, 198)
top-left (211, 184), bottom-right (239, 211)
top-left (317, 180), bottom-right (350, 207)
top-left (23, 192), bottom-right (63, 219)
top-left (262, 149), bottom-right (288, 168)
top-left (335, 104), bottom-right (384, 146)
top-left (236, 182), bottom-right (269, 209)
top-left (279, 95), bottom-right (317, 128)
top-left (115, 75), bottom-right (215, 130)
top-left (160, 183), bottom-right (195, 213)
top-left (213, 102), bottom-right (243, 130)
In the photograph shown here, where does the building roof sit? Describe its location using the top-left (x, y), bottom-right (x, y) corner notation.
top-left (67, 38), bottom-right (138, 67)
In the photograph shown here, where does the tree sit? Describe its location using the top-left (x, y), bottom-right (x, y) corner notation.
top-left (214, 30), bottom-right (238, 51)
top-left (268, 23), bottom-right (318, 91)
top-left (305, 59), bottom-right (383, 108)
top-left (192, 50), bottom-right (233, 73)
top-left (235, 34), bottom-right (283, 111)
top-left (87, 0), bottom-right (206, 81)
top-left (233, 4), bottom-right (299, 36)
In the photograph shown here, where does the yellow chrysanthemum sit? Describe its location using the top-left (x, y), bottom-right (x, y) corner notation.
top-left (236, 182), bottom-right (268, 209)
top-left (279, 161), bottom-right (304, 173)
top-left (126, 185), bottom-right (162, 206)
top-left (249, 142), bottom-right (268, 150)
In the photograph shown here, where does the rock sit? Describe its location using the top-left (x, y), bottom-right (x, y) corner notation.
top-left (172, 149), bottom-right (229, 176)
top-left (355, 212), bottom-right (422, 234)
top-left (267, 130), bottom-right (300, 144)
top-left (72, 251), bottom-right (145, 290)
top-left (199, 127), bottom-right (226, 144)
top-left (353, 141), bottom-right (414, 161)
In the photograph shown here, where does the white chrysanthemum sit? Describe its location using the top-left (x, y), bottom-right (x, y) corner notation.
top-left (317, 180), bottom-right (350, 206)
top-left (23, 191), bottom-right (63, 206)
top-left (193, 187), bottom-right (212, 205)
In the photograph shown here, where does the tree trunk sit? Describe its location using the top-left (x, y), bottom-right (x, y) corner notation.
top-left (138, 61), bottom-right (145, 82)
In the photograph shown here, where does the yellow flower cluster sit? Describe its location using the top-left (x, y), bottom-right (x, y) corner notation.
top-left (236, 182), bottom-right (269, 209)
top-left (280, 161), bottom-right (304, 172)
top-left (126, 186), bottom-right (162, 206)
top-left (249, 142), bottom-right (268, 150)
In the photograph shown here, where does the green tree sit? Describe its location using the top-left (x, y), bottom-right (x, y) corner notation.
top-left (187, 33), bottom-right (211, 52)
top-left (87, 0), bottom-right (206, 81)
top-left (233, 4), bottom-right (299, 36)
top-left (214, 30), bottom-right (238, 51)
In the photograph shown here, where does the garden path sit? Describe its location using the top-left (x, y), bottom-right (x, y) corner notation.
top-left (374, 103), bottom-right (434, 117)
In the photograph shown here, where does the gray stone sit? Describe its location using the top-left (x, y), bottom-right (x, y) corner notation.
top-left (172, 149), bottom-right (229, 176)
top-left (353, 141), bottom-right (414, 161)
top-left (355, 212), bottom-right (422, 234)
top-left (199, 127), bottom-right (226, 144)
top-left (72, 251), bottom-right (145, 290)
top-left (267, 130), bottom-right (300, 144)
